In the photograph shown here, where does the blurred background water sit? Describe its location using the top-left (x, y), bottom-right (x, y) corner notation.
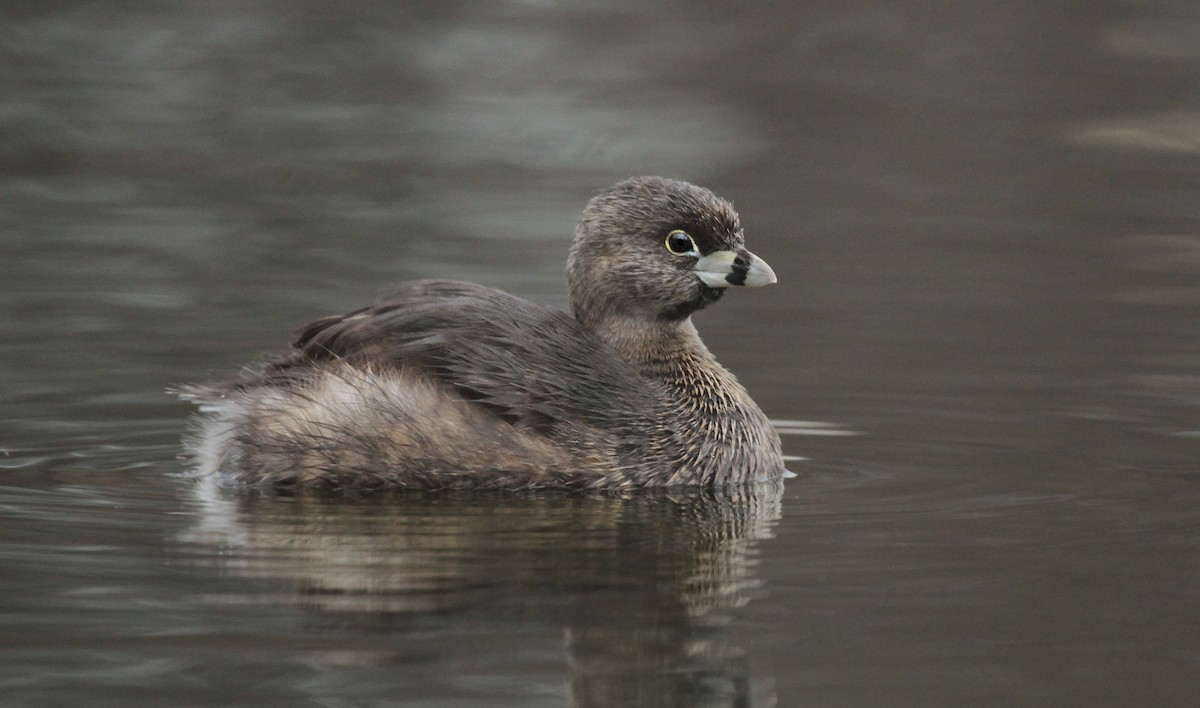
top-left (2, 1), bottom-right (1198, 706)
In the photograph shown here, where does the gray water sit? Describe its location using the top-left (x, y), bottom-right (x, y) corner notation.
top-left (2, 2), bottom-right (1199, 706)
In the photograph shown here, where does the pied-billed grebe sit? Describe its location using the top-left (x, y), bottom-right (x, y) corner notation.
top-left (180, 176), bottom-right (784, 489)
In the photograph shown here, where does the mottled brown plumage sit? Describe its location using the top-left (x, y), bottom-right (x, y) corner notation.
top-left (179, 177), bottom-right (783, 489)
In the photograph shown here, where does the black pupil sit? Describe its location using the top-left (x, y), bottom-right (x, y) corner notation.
top-left (669, 233), bottom-right (692, 253)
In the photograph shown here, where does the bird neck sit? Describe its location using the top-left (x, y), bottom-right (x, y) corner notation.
top-left (586, 315), bottom-right (731, 393)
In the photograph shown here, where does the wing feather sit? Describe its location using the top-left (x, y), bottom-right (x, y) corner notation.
top-left (272, 280), bottom-right (661, 433)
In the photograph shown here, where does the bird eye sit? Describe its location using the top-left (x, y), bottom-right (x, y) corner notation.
top-left (665, 230), bottom-right (697, 256)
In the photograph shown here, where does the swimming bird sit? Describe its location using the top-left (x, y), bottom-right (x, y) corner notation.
top-left (180, 176), bottom-right (783, 489)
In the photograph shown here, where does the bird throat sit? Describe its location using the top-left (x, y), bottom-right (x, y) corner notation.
top-left (659, 284), bottom-right (725, 322)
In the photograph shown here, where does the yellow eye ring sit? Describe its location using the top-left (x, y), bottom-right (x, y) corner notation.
top-left (665, 230), bottom-right (697, 256)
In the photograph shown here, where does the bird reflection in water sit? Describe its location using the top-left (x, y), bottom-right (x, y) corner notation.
top-left (178, 477), bottom-right (783, 706)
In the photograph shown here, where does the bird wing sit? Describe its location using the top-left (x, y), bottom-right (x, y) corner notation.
top-left (277, 280), bottom-right (661, 433)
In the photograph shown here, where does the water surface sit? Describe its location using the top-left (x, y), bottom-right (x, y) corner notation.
top-left (2, 1), bottom-right (1198, 706)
